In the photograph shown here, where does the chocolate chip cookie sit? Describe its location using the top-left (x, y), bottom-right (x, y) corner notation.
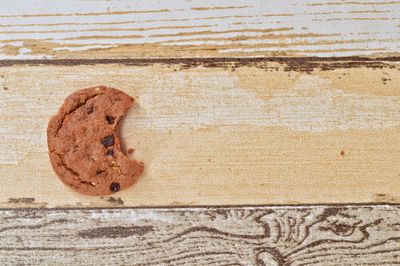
top-left (47, 86), bottom-right (144, 196)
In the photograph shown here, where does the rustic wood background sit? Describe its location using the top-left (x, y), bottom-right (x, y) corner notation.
top-left (1, 58), bottom-right (400, 207)
top-left (1, 0), bottom-right (400, 264)
top-left (2, 205), bottom-right (400, 265)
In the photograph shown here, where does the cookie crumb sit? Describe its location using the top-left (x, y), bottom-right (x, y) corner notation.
top-left (110, 182), bottom-right (120, 192)
top-left (340, 150), bottom-right (345, 156)
top-left (127, 148), bottom-right (134, 155)
top-left (3, 87), bottom-right (8, 91)
top-left (101, 135), bottom-right (114, 147)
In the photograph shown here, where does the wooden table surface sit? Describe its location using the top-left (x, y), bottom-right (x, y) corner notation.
top-left (1, 0), bottom-right (400, 264)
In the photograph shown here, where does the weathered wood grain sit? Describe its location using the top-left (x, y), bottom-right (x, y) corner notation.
top-left (1, 3), bottom-right (399, 263)
top-left (1, 58), bottom-right (400, 207)
top-left (1, 0), bottom-right (400, 59)
top-left (1, 205), bottom-right (399, 265)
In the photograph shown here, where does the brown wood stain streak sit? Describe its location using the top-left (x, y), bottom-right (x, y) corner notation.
top-left (209, 38), bottom-right (395, 50)
top-left (157, 32), bottom-right (339, 44)
top-left (0, 25), bottom-right (215, 34)
top-left (150, 27), bottom-right (293, 38)
top-left (0, 14), bottom-right (255, 28)
top-left (0, 218), bottom-right (68, 233)
top-left (262, 13), bottom-right (295, 17)
top-left (191, 6), bottom-right (252, 11)
top-left (4, 29), bottom-right (322, 43)
top-left (103, 33), bottom-right (333, 44)
top-left (7, 198), bottom-right (35, 204)
top-left (307, 1), bottom-right (400, 6)
top-left (62, 34), bottom-right (143, 40)
top-left (314, 17), bottom-right (398, 21)
top-left (0, 206), bottom-right (399, 265)
top-left (78, 225), bottom-right (154, 238)
top-left (0, 57), bottom-right (398, 73)
top-left (2, 198), bottom-right (48, 208)
top-left (0, 9), bottom-right (171, 18)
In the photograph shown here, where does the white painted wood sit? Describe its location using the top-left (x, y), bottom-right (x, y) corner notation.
top-left (0, 0), bottom-right (399, 58)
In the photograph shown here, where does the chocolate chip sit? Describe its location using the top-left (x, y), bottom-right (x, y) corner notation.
top-left (110, 182), bottom-right (120, 192)
top-left (87, 106), bottom-right (94, 114)
top-left (101, 135), bottom-right (114, 147)
top-left (106, 115), bottom-right (115, 124)
top-left (106, 149), bottom-right (114, 157)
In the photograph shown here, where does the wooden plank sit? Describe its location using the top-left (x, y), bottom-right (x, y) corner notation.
top-left (0, 0), bottom-right (400, 59)
top-left (1, 205), bottom-right (400, 265)
top-left (1, 58), bottom-right (400, 207)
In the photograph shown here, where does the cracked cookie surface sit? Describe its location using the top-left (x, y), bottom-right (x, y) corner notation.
top-left (47, 86), bottom-right (144, 196)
